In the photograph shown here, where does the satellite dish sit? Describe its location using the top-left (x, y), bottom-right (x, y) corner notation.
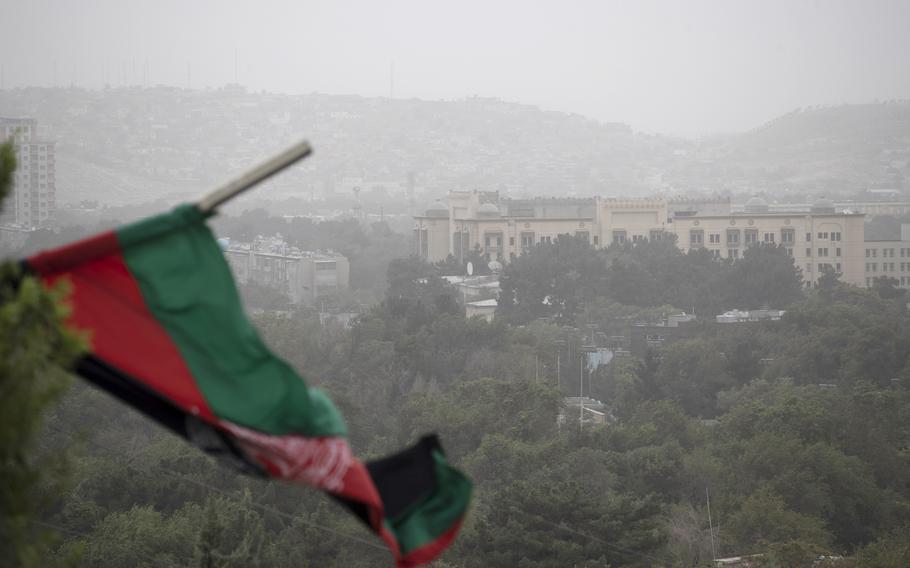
top-left (466, 261), bottom-right (474, 276)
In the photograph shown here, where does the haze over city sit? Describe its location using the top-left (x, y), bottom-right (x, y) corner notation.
top-left (3, 0), bottom-right (910, 135)
top-left (3, 2), bottom-right (910, 566)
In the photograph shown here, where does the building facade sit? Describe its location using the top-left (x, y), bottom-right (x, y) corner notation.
top-left (0, 118), bottom-right (56, 228)
top-left (862, 224), bottom-right (910, 288)
top-left (223, 236), bottom-right (350, 305)
top-left (413, 191), bottom-right (871, 288)
top-left (672, 197), bottom-right (866, 287)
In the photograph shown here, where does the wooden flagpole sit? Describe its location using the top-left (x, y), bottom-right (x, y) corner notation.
top-left (196, 140), bottom-right (313, 214)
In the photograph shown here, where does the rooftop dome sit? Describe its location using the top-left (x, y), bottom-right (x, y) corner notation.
top-left (425, 199), bottom-right (449, 218)
top-left (477, 202), bottom-right (500, 217)
top-left (744, 195), bottom-right (769, 213)
top-left (811, 196), bottom-right (835, 214)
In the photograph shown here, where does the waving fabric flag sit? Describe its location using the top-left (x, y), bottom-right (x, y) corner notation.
top-left (25, 204), bottom-right (471, 567)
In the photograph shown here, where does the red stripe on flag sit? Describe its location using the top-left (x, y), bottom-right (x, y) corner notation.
top-left (37, 250), bottom-right (215, 422)
top-left (221, 421), bottom-right (406, 562)
top-left (28, 231), bottom-right (122, 275)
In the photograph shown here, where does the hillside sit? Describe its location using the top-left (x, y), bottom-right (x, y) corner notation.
top-left (700, 101), bottom-right (910, 195)
top-left (1, 88), bottom-right (909, 207)
top-left (0, 86), bottom-right (681, 206)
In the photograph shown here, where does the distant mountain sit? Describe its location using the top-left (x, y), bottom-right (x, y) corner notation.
top-left (0, 86), bottom-right (685, 206)
top-left (699, 101), bottom-right (910, 195)
top-left (1, 88), bottom-right (907, 207)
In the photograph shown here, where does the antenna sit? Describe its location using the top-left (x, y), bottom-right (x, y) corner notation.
top-left (389, 60), bottom-right (394, 99)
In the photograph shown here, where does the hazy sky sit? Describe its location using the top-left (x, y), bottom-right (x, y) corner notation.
top-left (2, 0), bottom-right (909, 136)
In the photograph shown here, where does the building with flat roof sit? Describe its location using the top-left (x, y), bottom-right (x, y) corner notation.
top-left (222, 236), bottom-right (349, 305)
top-left (413, 191), bottom-right (869, 288)
top-left (862, 224), bottom-right (910, 288)
top-left (0, 118), bottom-right (56, 228)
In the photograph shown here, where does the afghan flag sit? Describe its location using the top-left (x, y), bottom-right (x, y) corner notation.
top-left (24, 204), bottom-right (471, 566)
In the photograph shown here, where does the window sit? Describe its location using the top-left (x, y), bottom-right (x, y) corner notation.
top-left (817, 231), bottom-right (828, 239)
top-left (728, 248), bottom-right (739, 258)
top-left (712, 249), bottom-right (721, 259)
top-left (509, 236), bottom-right (515, 246)
top-left (806, 248), bottom-right (812, 257)
top-left (763, 232), bottom-right (775, 243)
top-left (484, 232), bottom-right (503, 249)
top-left (818, 248), bottom-right (828, 257)
top-left (727, 229), bottom-right (740, 245)
top-left (689, 230), bottom-right (704, 246)
top-left (786, 248), bottom-right (793, 257)
top-left (781, 229), bottom-right (795, 244)
top-left (520, 232), bottom-right (535, 250)
top-left (315, 261), bottom-right (336, 271)
top-left (593, 235), bottom-right (599, 245)
top-left (453, 231), bottom-right (470, 258)
top-left (806, 232), bottom-right (812, 242)
top-left (613, 230), bottom-right (627, 244)
top-left (873, 249), bottom-right (878, 258)
top-left (414, 229), bottom-right (429, 257)
top-left (744, 230), bottom-right (758, 245)
top-left (866, 249), bottom-right (871, 258)
top-left (831, 232), bottom-right (842, 241)
top-left (632, 234), bottom-right (646, 243)
top-left (575, 231), bottom-right (590, 243)
top-left (649, 230), bottom-right (664, 242)
top-left (540, 236), bottom-right (552, 244)
top-left (835, 247), bottom-right (841, 257)
top-left (709, 233), bottom-right (721, 244)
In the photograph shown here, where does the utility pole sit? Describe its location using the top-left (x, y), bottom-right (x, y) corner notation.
top-left (579, 356), bottom-right (584, 428)
top-left (707, 487), bottom-right (718, 562)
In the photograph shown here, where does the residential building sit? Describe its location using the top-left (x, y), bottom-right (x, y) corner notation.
top-left (0, 118), bottom-right (56, 227)
top-left (863, 223), bottom-right (910, 288)
top-left (413, 192), bottom-right (868, 287)
top-left (465, 299), bottom-right (497, 321)
top-left (222, 236), bottom-right (350, 305)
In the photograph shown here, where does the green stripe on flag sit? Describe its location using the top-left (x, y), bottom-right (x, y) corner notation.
top-left (386, 451), bottom-right (472, 555)
top-left (117, 204), bottom-right (346, 437)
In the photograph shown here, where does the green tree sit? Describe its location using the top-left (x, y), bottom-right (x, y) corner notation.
top-left (0, 141), bottom-right (84, 566)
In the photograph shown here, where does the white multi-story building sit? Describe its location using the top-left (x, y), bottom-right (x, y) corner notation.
top-left (222, 236), bottom-right (350, 305)
top-left (0, 118), bottom-right (56, 228)
top-left (413, 191), bottom-right (870, 288)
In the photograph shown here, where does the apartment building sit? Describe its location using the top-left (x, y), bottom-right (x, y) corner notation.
top-left (862, 224), bottom-right (910, 288)
top-left (413, 192), bottom-right (868, 287)
top-left (0, 118), bottom-right (56, 228)
top-left (223, 236), bottom-right (350, 305)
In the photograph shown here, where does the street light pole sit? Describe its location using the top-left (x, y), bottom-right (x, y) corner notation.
top-left (579, 356), bottom-right (584, 427)
top-left (554, 339), bottom-right (566, 392)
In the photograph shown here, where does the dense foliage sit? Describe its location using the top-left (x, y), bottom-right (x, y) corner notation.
top-left (6, 200), bottom-right (910, 566)
top-left (0, 141), bottom-right (85, 566)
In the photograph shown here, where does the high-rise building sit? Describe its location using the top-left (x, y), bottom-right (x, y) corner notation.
top-left (0, 118), bottom-right (56, 227)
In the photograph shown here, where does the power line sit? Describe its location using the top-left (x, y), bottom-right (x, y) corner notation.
top-left (46, 426), bottom-right (387, 553)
